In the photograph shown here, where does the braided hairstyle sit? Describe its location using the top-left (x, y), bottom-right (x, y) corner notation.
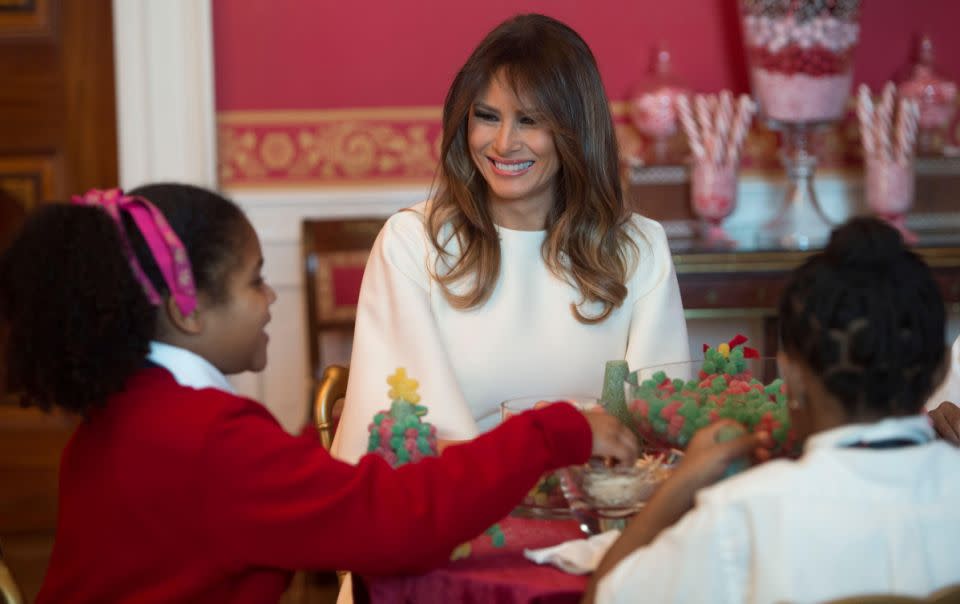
top-left (778, 217), bottom-right (946, 418)
top-left (0, 183), bottom-right (246, 415)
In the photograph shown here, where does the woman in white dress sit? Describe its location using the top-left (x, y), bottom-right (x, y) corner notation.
top-left (332, 14), bottom-right (689, 463)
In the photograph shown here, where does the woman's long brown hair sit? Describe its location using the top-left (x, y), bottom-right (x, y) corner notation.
top-left (427, 13), bottom-right (637, 323)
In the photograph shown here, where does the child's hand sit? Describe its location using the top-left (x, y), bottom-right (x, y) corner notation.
top-left (583, 409), bottom-right (639, 467)
top-left (674, 420), bottom-right (768, 488)
top-left (930, 401), bottom-right (960, 445)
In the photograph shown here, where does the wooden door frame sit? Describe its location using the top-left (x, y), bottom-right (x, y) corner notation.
top-left (111, 0), bottom-right (218, 189)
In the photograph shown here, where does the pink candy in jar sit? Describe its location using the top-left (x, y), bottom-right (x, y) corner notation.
top-left (897, 35), bottom-right (957, 154)
top-left (740, 0), bottom-right (861, 123)
top-left (865, 156), bottom-right (916, 244)
top-left (629, 46), bottom-right (688, 162)
top-left (691, 161), bottom-right (738, 243)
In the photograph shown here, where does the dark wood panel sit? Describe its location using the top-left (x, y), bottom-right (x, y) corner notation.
top-left (0, 1), bottom-right (116, 597)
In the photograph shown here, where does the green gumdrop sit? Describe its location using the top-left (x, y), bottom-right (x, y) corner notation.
top-left (392, 424), bottom-right (404, 435)
top-left (397, 449), bottom-right (411, 464)
top-left (390, 436), bottom-right (403, 450)
top-left (373, 414), bottom-right (385, 426)
top-left (417, 437), bottom-right (434, 454)
top-left (652, 371), bottom-right (667, 383)
top-left (405, 416), bottom-right (419, 428)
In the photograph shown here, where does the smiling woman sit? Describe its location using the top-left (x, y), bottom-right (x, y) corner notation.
top-left (333, 14), bottom-right (691, 464)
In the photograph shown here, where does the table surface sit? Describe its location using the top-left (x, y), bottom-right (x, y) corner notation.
top-left (358, 514), bottom-right (590, 604)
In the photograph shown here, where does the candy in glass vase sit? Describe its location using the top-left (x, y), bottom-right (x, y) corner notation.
top-left (740, 0), bottom-right (862, 249)
top-left (628, 45), bottom-right (689, 164)
top-left (896, 34), bottom-right (957, 156)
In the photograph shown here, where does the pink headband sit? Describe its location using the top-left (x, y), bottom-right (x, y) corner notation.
top-left (71, 188), bottom-right (198, 316)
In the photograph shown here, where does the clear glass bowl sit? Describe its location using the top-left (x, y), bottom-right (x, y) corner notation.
top-left (561, 447), bottom-right (682, 534)
top-left (624, 358), bottom-right (796, 456)
top-left (500, 396), bottom-right (598, 519)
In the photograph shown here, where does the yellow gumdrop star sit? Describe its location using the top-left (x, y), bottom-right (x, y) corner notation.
top-left (718, 343), bottom-right (730, 358)
top-left (387, 368), bottom-right (421, 404)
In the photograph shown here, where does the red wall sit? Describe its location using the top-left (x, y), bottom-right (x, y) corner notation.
top-left (212, 0), bottom-right (960, 187)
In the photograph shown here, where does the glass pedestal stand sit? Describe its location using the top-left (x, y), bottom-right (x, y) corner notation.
top-left (759, 121), bottom-right (835, 250)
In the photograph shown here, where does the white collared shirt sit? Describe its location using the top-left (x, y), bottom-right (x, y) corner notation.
top-left (597, 415), bottom-right (960, 604)
top-left (146, 341), bottom-right (235, 395)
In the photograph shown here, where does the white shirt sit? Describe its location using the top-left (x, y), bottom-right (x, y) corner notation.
top-left (146, 341), bottom-right (235, 394)
top-left (332, 203), bottom-right (690, 463)
top-left (597, 415), bottom-right (960, 604)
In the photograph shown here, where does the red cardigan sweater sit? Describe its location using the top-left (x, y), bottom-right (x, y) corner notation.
top-left (36, 368), bottom-right (592, 603)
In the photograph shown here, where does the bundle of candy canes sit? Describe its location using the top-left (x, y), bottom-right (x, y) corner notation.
top-left (675, 91), bottom-right (757, 167)
top-left (857, 82), bottom-right (920, 166)
top-left (626, 335), bottom-right (799, 456)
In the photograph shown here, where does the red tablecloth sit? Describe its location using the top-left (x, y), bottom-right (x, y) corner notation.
top-left (358, 514), bottom-right (589, 604)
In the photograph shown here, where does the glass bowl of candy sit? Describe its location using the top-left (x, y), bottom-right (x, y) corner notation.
top-left (500, 396), bottom-right (598, 519)
top-left (623, 343), bottom-right (798, 457)
top-left (740, 0), bottom-right (861, 125)
top-left (561, 447), bottom-right (682, 535)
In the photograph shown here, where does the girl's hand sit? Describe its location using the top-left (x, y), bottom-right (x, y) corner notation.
top-left (930, 401), bottom-right (960, 446)
top-left (582, 409), bottom-right (639, 467)
top-left (673, 421), bottom-right (768, 489)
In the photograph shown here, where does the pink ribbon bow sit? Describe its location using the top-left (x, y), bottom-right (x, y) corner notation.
top-left (71, 188), bottom-right (198, 317)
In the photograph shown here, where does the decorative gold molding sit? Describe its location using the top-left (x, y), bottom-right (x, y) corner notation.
top-left (218, 99), bottom-right (960, 188)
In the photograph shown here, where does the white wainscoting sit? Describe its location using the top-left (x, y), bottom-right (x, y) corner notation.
top-left (232, 175), bottom-right (875, 433)
top-left (230, 187), bottom-right (430, 432)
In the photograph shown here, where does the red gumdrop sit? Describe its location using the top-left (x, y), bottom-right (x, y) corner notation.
top-left (630, 399), bottom-right (649, 417)
top-left (405, 428), bottom-right (418, 438)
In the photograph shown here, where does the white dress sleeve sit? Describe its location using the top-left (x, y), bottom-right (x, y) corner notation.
top-left (595, 501), bottom-right (748, 604)
top-left (926, 335), bottom-right (960, 412)
top-left (331, 210), bottom-right (478, 463)
top-left (624, 218), bottom-right (691, 371)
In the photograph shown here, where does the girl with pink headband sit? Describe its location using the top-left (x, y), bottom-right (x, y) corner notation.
top-left (0, 183), bottom-right (637, 603)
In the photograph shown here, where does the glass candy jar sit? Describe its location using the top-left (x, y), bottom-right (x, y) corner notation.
top-left (628, 46), bottom-right (689, 164)
top-left (897, 34), bottom-right (957, 155)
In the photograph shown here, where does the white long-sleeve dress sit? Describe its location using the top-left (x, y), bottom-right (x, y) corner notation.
top-left (331, 201), bottom-right (690, 463)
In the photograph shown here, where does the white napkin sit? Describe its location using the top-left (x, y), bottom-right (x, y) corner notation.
top-left (523, 529), bottom-right (621, 575)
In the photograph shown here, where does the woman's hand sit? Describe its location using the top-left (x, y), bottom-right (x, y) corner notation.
top-left (929, 401), bottom-right (960, 445)
top-left (582, 409), bottom-right (639, 467)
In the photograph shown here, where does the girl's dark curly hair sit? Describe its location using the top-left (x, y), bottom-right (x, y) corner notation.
top-left (0, 183), bottom-right (246, 415)
top-left (778, 217), bottom-right (946, 418)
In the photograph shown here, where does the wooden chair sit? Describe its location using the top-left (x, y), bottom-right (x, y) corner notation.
top-left (302, 218), bottom-right (385, 372)
top-left (302, 218), bottom-right (384, 416)
top-left (0, 542), bottom-right (24, 604)
top-left (313, 365), bottom-right (349, 451)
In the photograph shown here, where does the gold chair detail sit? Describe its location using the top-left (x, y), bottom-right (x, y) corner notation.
top-left (0, 542), bottom-right (24, 604)
top-left (313, 365), bottom-right (349, 451)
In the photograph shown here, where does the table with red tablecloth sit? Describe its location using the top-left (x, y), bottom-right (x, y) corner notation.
top-left (355, 514), bottom-right (589, 604)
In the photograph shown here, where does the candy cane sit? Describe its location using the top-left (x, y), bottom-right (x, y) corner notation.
top-left (856, 84), bottom-right (875, 157)
top-left (676, 95), bottom-right (705, 160)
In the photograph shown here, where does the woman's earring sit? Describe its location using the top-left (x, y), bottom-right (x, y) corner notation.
top-left (788, 394), bottom-right (805, 410)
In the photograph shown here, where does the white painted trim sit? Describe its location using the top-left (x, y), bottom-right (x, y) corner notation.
top-left (112, 0), bottom-right (217, 189)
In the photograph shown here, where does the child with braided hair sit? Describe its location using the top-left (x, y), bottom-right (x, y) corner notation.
top-left (586, 217), bottom-right (960, 604)
top-left (0, 183), bottom-right (638, 604)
